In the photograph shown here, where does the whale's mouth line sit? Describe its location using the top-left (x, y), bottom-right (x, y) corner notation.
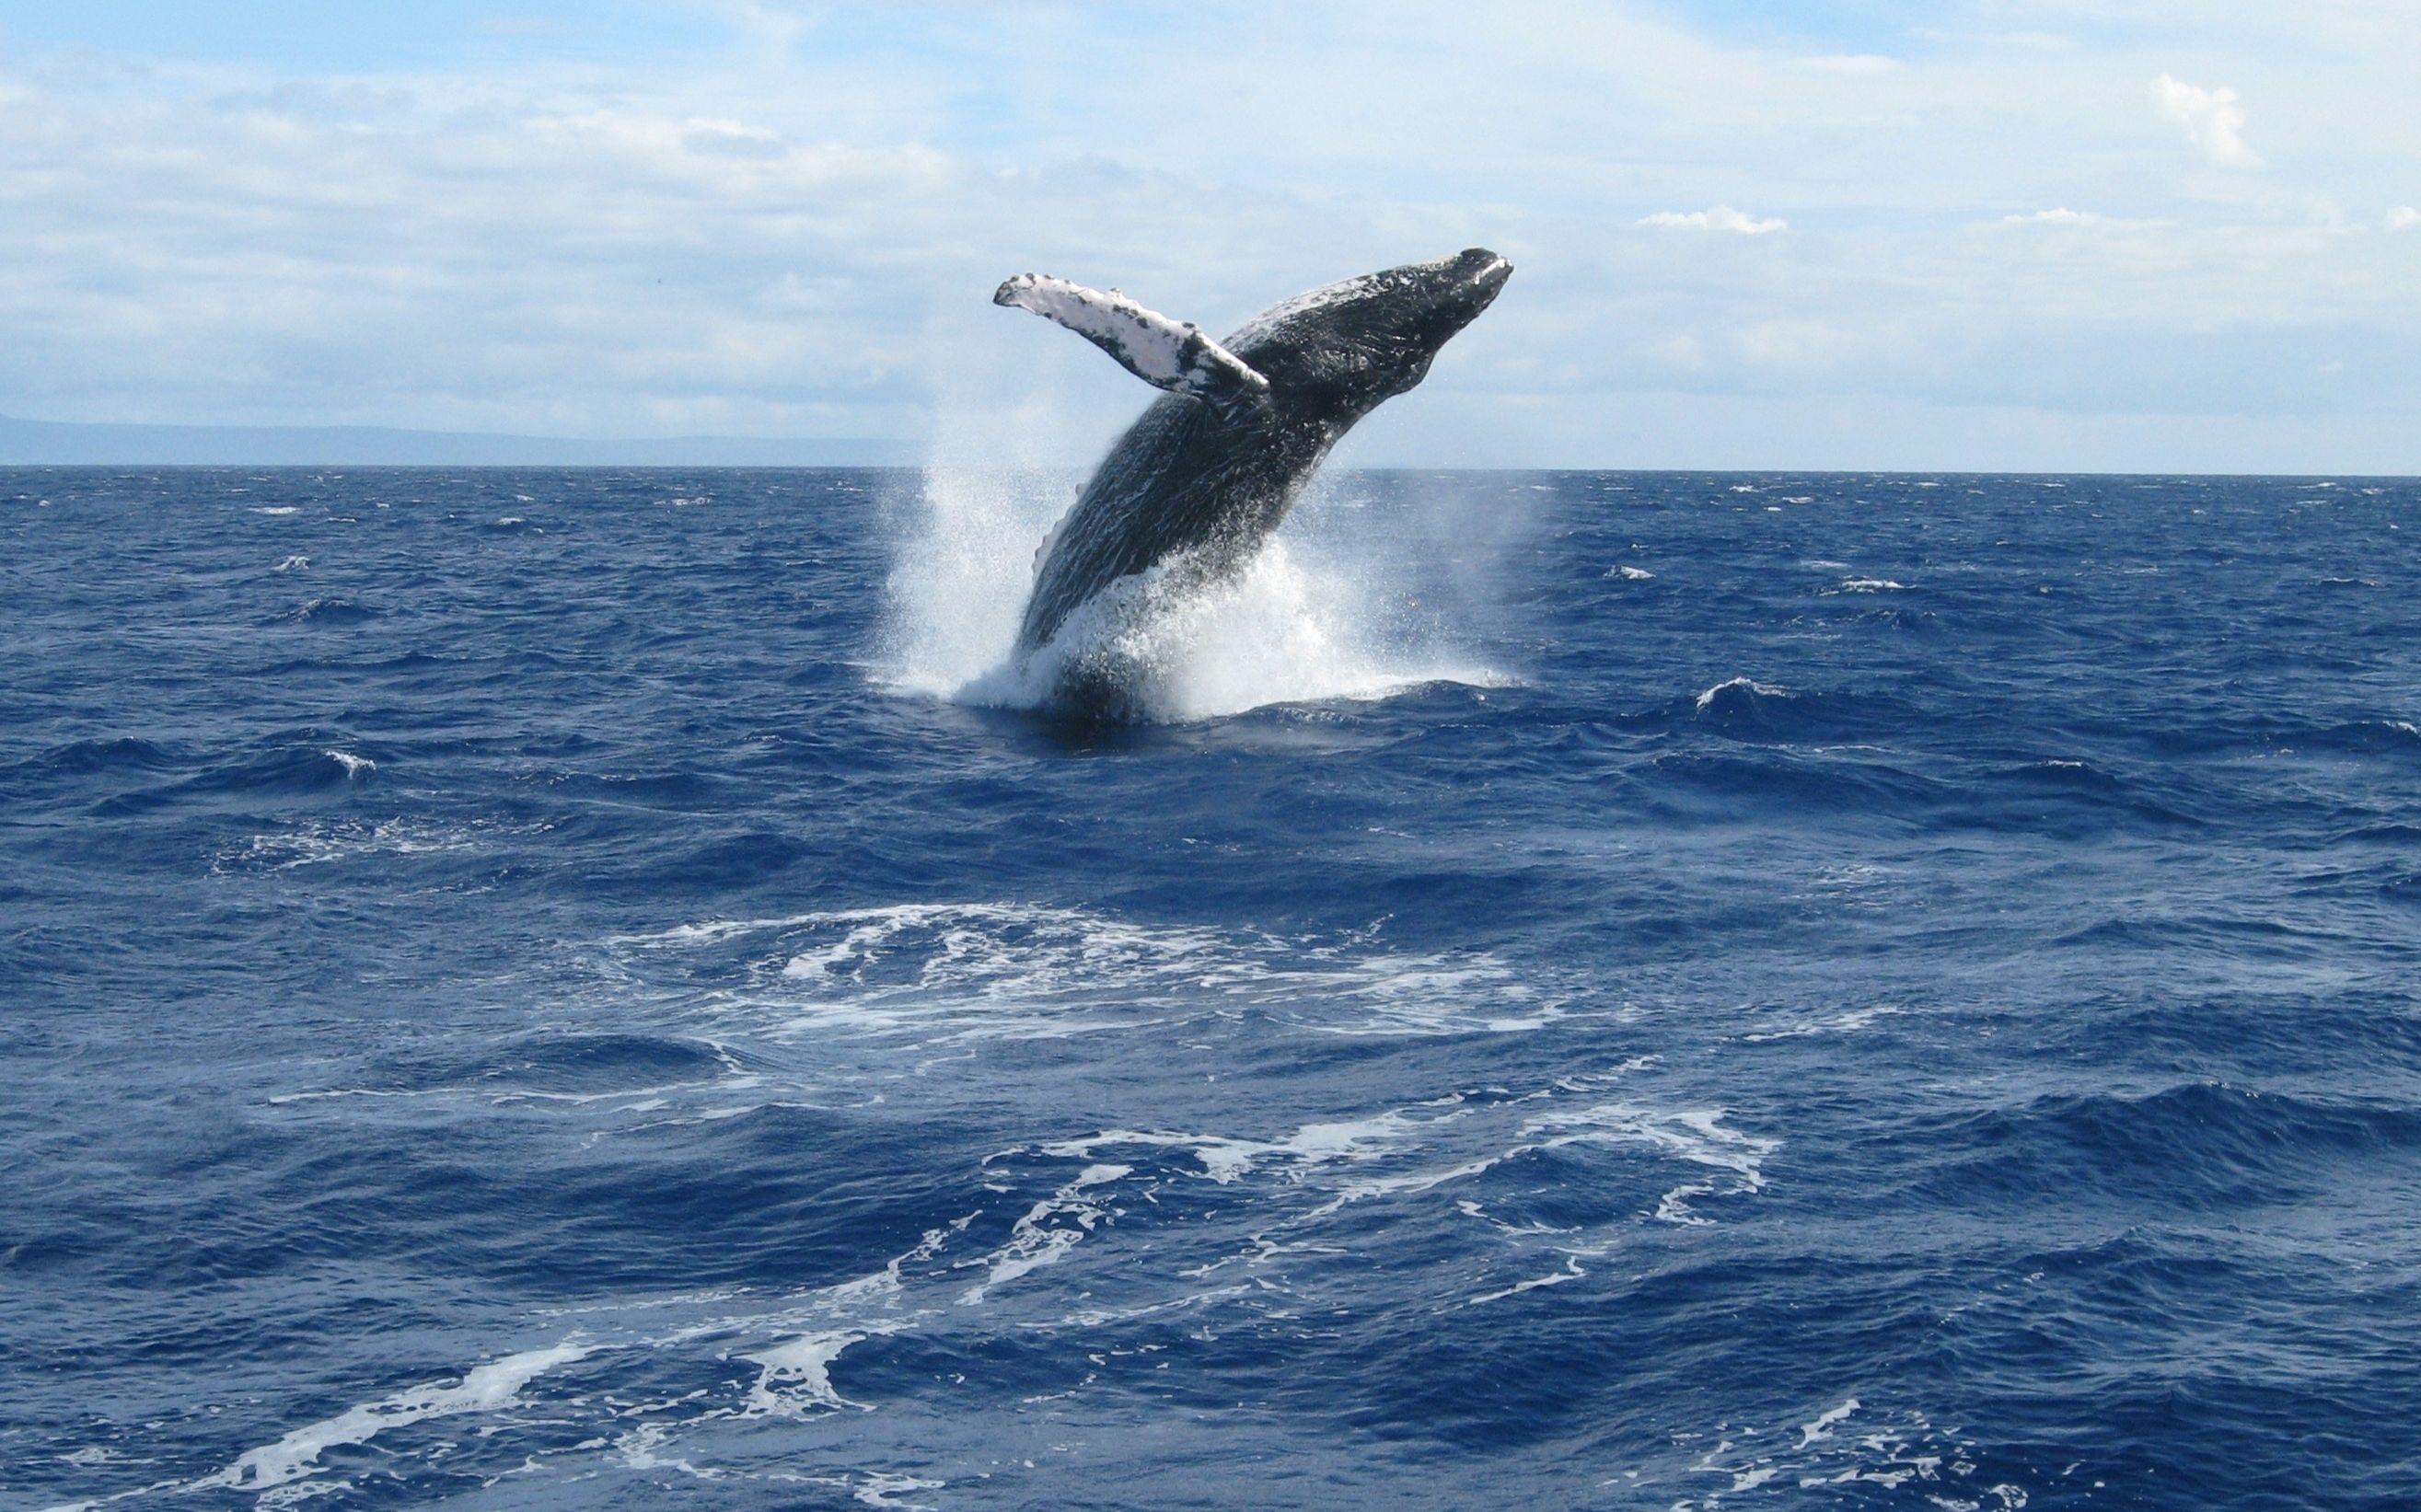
top-left (1458, 254), bottom-right (1512, 312)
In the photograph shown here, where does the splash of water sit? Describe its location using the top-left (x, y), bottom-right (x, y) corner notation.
top-left (877, 467), bottom-right (1511, 722)
top-left (876, 465), bottom-right (1070, 702)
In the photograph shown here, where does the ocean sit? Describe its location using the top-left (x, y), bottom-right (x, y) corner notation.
top-left (3, 467), bottom-right (2415, 1509)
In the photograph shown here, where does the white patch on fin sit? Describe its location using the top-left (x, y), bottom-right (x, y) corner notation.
top-left (994, 273), bottom-right (1270, 416)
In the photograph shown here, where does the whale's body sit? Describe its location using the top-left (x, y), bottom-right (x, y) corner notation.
top-left (995, 249), bottom-right (1512, 713)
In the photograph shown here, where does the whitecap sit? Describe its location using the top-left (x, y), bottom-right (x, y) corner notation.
top-left (1697, 675), bottom-right (1787, 711)
top-left (1519, 1103), bottom-right (1778, 1224)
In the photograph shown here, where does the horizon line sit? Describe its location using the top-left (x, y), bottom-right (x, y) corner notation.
top-left (3, 413), bottom-right (2414, 480)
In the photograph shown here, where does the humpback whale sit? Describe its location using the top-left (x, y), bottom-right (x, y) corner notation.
top-left (994, 248), bottom-right (1512, 715)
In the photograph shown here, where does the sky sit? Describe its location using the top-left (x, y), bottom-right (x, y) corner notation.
top-left (2, 1), bottom-right (2417, 470)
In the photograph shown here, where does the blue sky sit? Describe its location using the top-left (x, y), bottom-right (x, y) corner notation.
top-left (2, 1), bottom-right (2417, 468)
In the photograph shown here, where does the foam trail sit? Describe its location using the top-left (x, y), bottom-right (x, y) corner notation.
top-left (743, 1331), bottom-right (881, 1415)
top-left (1800, 1398), bottom-right (1861, 1447)
top-left (201, 1340), bottom-right (591, 1491)
top-left (956, 1162), bottom-right (1129, 1304)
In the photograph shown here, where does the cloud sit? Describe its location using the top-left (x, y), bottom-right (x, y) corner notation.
top-left (1733, 318), bottom-right (1842, 369)
top-left (1793, 53), bottom-right (1900, 75)
top-left (2390, 207), bottom-right (2421, 231)
top-left (2149, 74), bottom-right (2261, 168)
top-left (2003, 208), bottom-right (2102, 225)
top-left (1640, 206), bottom-right (1788, 235)
top-left (474, 17), bottom-right (573, 38)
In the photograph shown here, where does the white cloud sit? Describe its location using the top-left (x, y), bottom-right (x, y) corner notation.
top-left (1733, 318), bottom-right (1842, 369)
top-left (2003, 208), bottom-right (2102, 225)
top-left (1652, 333), bottom-right (1707, 371)
top-left (2389, 206), bottom-right (2421, 231)
top-left (1640, 206), bottom-right (1788, 235)
top-left (2149, 74), bottom-right (2261, 168)
top-left (1794, 53), bottom-right (1900, 75)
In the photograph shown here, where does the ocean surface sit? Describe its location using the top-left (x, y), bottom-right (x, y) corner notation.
top-left (4, 466), bottom-right (2416, 1510)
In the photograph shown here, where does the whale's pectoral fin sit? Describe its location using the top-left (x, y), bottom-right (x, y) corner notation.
top-left (994, 273), bottom-right (1271, 418)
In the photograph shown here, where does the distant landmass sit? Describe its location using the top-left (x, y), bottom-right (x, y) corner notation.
top-left (0, 412), bottom-right (919, 467)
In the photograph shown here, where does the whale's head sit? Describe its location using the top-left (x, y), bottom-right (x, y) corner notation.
top-left (1228, 248), bottom-right (1512, 425)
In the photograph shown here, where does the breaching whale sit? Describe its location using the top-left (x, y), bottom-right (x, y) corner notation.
top-left (993, 248), bottom-right (1512, 716)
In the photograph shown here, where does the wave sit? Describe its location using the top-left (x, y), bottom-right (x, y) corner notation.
top-left (1677, 677), bottom-right (1930, 744)
top-left (1968, 758), bottom-right (2206, 833)
top-left (1905, 1081), bottom-right (2421, 1212)
top-left (88, 742), bottom-right (381, 814)
top-left (283, 596), bottom-right (379, 626)
top-left (2060, 991), bottom-right (2421, 1079)
top-left (2308, 718), bottom-right (2421, 756)
top-left (1643, 747), bottom-right (1947, 819)
top-left (18, 736), bottom-right (182, 777)
top-left (275, 1032), bottom-right (740, 1105)
top-left (1694, 675), bottom-right (1789, 717)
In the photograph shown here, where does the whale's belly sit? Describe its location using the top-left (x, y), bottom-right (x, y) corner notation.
top-left (1015, 396), bottom-right (1333, 654)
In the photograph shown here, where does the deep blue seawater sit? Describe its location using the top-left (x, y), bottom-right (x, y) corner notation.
top-left (4, 467), bottom-right (2417, 1510)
